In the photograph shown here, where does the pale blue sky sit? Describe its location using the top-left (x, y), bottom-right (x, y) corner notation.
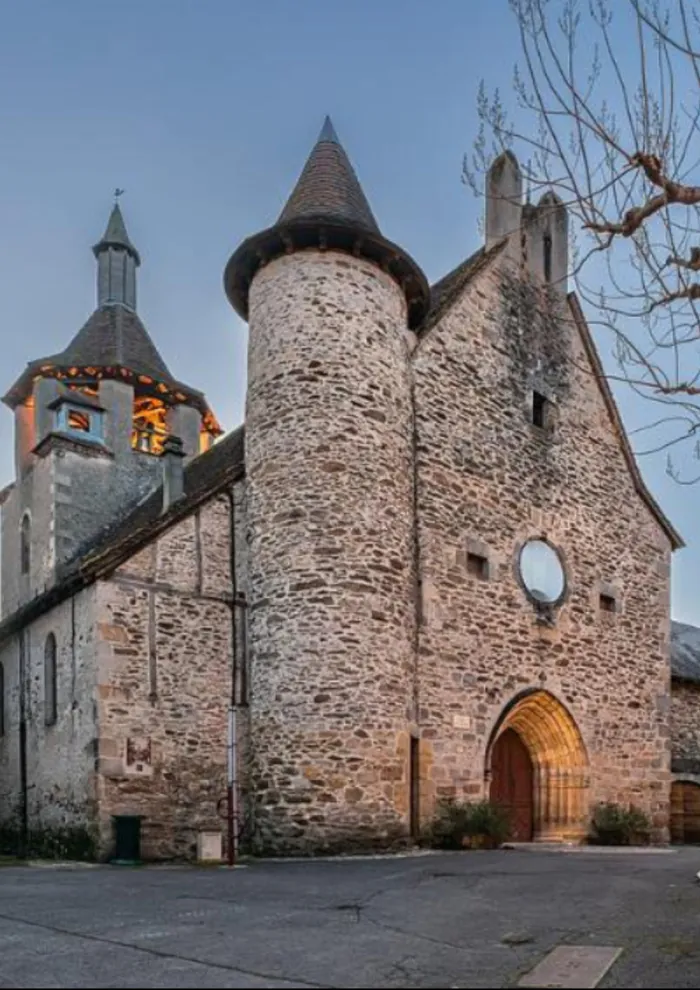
top-left (0, 0), bottom-right (696, 622)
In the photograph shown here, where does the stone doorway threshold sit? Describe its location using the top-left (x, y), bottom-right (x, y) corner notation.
top-left (504, 841), bottom-right (676, 854)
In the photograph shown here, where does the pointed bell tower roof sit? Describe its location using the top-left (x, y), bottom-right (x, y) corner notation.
top-left (224, 116), bottom-right (429, 329)
top-left (92, 202), bottom-right (141, 265)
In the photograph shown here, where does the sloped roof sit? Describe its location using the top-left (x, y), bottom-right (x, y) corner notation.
top-left (50, 304), bottom-right (172, 381)
top-left (0, 426), bottom-right (245, 645)
top-left (671, 621), bottom-right (700, 684)
top-left (1, 304), bottom-right (188, 409)
top-left (419, 242), bottom-right (506, 336)
top-left (277, 116), bottom-right (380, 234)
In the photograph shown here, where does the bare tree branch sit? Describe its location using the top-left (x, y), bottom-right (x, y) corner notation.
top-left (469, 0), bottom-right (700, 480)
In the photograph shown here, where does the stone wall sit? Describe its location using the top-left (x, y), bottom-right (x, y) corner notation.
top-left (412, 255), bottom-right (672, 841)
top-left (0, 379), bottom-right (162, 619)
top-left (671, 680), bottom-right (700, 777)
top-left (54, 378), bottom-right (162, 566)
top-left (0, 586), bottom-right (100, 853)
top-left (1, 454), bottom-right (56, 617)
top-left (94, 485), bottom-right (247, 860)
top-left (245, 250), bottom-right (416, 854)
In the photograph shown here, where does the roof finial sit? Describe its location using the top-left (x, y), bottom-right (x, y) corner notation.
top-left (318, 115), bottom-right (340, 145)
top-left (93, 199), bottom-right (140, 266)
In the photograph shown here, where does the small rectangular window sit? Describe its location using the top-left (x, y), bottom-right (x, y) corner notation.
top-left (467, 552), bottom-right (488, 579)
top-left (600, 593), bottom-right (616, 613)
top-left (67, 409), bottom-right (91, 433)
top-left (532, 391), bottom-right (549, 429)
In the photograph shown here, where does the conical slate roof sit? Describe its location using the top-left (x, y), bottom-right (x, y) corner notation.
top-left (2, 305), bottom-right (178, 409)
top-left (277, 116), bottom-right (380, 234)
top-left (92, 203), bottom-right (141, 264)
top-left (50, 305), bottom-right (173, 381)
top-left (224, 116), bottom-right (429, 328)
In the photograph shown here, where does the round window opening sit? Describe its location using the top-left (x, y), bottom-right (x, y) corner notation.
top-left (518, 539), bottom-right (566, 605)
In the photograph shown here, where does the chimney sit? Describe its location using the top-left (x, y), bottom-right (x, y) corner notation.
top-left (485, 151), bottom-right (522, 254)
top-left (161, 434), bottom-right (185, 511)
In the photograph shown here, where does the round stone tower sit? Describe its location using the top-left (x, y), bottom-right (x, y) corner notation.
top-left (225, 117), bottom-right (429, 853)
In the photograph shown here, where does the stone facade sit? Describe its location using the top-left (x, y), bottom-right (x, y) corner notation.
top-left (0, 122), bottom-right (693, 859)
top-left (94, 492), bottom-right (237, 860)
top-left (413, 256), bottom-right (672, 840)
top-left (0, 483), bottom-right (247, 860)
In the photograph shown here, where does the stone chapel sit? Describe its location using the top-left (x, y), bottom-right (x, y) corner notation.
top-left (1, 117), bottom-right (700, 859)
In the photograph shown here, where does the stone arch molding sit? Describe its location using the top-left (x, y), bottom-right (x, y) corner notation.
top-left (485, 688), bottom-right (590, 842)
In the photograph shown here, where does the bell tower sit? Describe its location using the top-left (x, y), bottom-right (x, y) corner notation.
top-left (1, 201), bottom-right (221, 616)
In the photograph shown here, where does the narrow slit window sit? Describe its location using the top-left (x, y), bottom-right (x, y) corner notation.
top-left (409, 736), bottom-right (420, 840)
top-left (0, 662), bottom-right (4, 737)
top-left (543, 232), bottom-right (552, 283)
top-left (467, 552), bottom-right (488, 580)
top-left (20, 514), bottom-right (30, 575)
top-left (532, 391), bottom-right (549, 429)
top-left (600, 593), bottom-right (617, 613)
top-left (45, 633), bottom-right (57, 727)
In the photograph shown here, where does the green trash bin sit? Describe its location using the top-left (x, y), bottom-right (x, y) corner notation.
top-left (112, 815), bottom-right (143, 865)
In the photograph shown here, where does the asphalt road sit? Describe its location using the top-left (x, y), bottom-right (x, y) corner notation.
top-left (1, 848), bottom-right (699, 988)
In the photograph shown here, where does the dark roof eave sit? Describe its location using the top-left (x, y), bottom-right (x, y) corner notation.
top-left (224, 219), bottom-right (430, 330)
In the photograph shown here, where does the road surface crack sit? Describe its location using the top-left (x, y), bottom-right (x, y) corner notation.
top-left (0, 909), bottom-right (332, 988)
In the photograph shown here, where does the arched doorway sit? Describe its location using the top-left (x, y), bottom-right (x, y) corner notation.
top-left (487, 690), bottom-right (589, 842)
top-left (671, 781), bottom-right (700, 843)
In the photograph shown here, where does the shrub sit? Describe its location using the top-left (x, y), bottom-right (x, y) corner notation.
top-left (589, 802), bottom-right (651, 846)
top-left (427, 798), bottom-right (512, 849)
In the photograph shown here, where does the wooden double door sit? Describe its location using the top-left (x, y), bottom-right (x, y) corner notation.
top-left (490, 728), bottom-right (534, 842)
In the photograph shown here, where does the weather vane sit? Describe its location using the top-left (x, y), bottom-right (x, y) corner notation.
top-left (114, 187), bottom-right (125, 201)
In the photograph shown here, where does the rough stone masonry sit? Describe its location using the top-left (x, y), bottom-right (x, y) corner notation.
top-left (0, 117), bottom-right (696, 860)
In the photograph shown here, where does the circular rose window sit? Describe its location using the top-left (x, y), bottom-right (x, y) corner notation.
top-left (518, 539), bottom-right (566, 605)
